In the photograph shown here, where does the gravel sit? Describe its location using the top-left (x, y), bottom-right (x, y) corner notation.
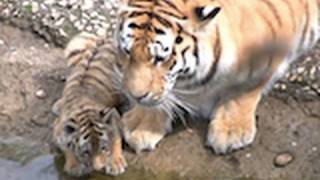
top-left (0, 0), bottom-right (119, 46)
top-left (0, 0), bottom-right (320, 99)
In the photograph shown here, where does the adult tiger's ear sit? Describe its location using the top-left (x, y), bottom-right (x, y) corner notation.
top-left (193, 6), bottom-right (221, 28)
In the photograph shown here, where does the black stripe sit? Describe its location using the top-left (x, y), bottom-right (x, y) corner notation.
top-left (128, 11), bottom-right (150, 18)
top-left (76, 74), bottom-right (111, 92)
top-left (169, 60), bottom-right (177, 71)
top-left (160, 0), bottom-right (181, 13)
top-left (299, 1), bottom-right (310, 50)
top-left (89, 66), bottom-right (111, 79)
top-left (77, 109), bottom-right (95, 118)
top-left (261, 0), bottom-right (282, 27)
top-left (280, 0), bottom-right (296, 31)
top-left (158, 9), bottom-right (186, 20)
top-left (308, 28), bottom-right (316, 46)
top-left (181, 46), bottom-right (190, 67)
top-left (257, 11), bottom-right (276, 40)
top-left (199, 29), bottom-right (222, 85)
top-left (151, 13), bottom-right (173, 28)
top-left (66, 49), bottom-right (86, 61)
top-left (191, 35), bottom-right (199, 65)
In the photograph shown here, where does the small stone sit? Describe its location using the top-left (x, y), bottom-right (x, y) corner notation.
top-left (297, 67), bottom-right (305, 74)
top-left (291, 141), bottom-right (297, 147)
top-left (58, 0), bottom-right (67, 7)
top-left (289, 75), bottom-right (297, 82)
top-left (69, 14), bottom-right (77, 22)
top-left (312, 147), bottom-right (317, 152)
top-left (31, 2), bottom-right (39, 13)
top-left (60, 75), bottom-right (67, 82)
top-left (310, 67), bottom-right (317, 75)
top-left (54, 17), bottom-right (65, 26)
top-left (280, 84), bottom-right (287, 91)
top-left (274, 152), bottom-right (294, 167)
top-left (35, 89), bottom-right (47, 99)
top-left (85, 25), bottom-right (93, 31)
top-left (245, 153), bottom-right (252, 158)
top-left (44, 0), bottom-right (55, 5)
top-left (82, 0), bottom-right (94, 10)
top-left (96, 28), bottom-right (107, 37)
top-left (0, 39), bottom-right (4, 45)
top-left (296, 76), bottom-right (303, 82)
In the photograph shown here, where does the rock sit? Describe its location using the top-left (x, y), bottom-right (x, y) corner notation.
top-left (82, 0), bottom-right (94, 10)
top-left (274, 152), bottom-right (294, 167)
top-left (31, 2), bottom-right (39, 13)
top-left (35, 89), bottom-right (47, 99)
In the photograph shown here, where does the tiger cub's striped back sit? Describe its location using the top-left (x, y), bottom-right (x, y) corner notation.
top-left (52, 33), bottom-right (127, 176)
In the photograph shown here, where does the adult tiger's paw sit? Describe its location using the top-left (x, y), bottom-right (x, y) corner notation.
top-left (121, 106), bottom-right (170, 153)
top-left (206, 113), bottom-right (257, 154)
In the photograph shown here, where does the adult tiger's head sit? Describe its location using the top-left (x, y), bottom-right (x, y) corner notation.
top-left (115, 0), bottom-right (222, 106)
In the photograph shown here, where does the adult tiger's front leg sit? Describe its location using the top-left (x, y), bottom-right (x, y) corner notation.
top-left (121, 105), bottom-right (171, 153)
top-left (206, 85), bottom-right (263, 154)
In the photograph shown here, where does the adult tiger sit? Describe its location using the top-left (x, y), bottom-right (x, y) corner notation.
top-left (114, 0), bottom-right (319, 154)
top-left (52, 33), bottom-right (127, 176)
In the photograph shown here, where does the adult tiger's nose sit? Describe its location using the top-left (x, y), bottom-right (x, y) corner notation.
top-left (132, 92), bottom-right (149, 102)
top-left (131, 92), bottom-right (161, 106)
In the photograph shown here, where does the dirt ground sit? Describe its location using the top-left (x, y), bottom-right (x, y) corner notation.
top-left (0, 23), bottom-right (320, 180)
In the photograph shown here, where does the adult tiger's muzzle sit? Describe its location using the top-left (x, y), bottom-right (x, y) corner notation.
top-left (123, 63), bottom-right (167, 106)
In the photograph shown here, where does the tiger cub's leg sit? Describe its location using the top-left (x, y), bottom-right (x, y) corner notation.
top-left (121, 105), bottom-right (171, 153)
top-left (94, 135), bottom-right (128, 176)
top-left (207, 85), bottom-right (264, 154)
top-left (93, 108), bottom-right (127, 176)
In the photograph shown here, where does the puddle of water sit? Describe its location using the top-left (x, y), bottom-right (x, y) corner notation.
top-left (0, 137), bottom-right (255, 180)
top-left (0, 137), bottom-right (182, 180)
top-left (0, 154), bottom-right (183, 180)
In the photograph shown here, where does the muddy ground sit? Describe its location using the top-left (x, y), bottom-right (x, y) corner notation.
top-left (0, 23), bottom-right (320, 180)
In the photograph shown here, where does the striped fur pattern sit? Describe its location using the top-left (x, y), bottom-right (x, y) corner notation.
top-left (116, 0), bottom-right (319, 115)
top-left (114, 0), bottom-right (320, 153)
top-left (53, 33), bottom-right (127, 176)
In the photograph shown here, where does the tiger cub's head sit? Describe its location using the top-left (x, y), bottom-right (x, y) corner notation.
top-left (53, 101), bottom-right (119, 176)
top-left (116, 0), bottom-right (221, 106)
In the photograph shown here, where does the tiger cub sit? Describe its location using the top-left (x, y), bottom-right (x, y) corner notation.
top-left (52, 33), bottom-right (127, 176)
top-left (112, 0), bottom-right (320, 154)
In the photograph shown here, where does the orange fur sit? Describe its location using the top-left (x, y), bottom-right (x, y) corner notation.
top-left (115, 0), bottom-right (320, 154)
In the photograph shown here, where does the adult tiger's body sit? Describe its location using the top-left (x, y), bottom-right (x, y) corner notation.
top-left (114, 0), bottom-right (320, 154)
top-left (52, 33), bottom-right (127, 176)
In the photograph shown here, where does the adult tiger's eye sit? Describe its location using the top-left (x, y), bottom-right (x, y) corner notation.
top-left (175, 36), bottom-right (183, 44)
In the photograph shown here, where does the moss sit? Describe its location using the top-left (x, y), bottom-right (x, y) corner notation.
top-left (24, 4), bottom-right (32, 14)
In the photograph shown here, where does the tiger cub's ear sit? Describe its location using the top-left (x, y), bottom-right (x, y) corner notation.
top-left (193, 6), bottom-right (221, 28)
top-left (52, 98), bottom-right (63, 116)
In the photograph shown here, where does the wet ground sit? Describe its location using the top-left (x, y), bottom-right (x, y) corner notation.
top-left (0, 23), bottom-right (320, 180)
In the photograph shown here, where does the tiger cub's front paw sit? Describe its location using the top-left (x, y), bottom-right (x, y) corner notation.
top-left (104, 152), bottom-right (128, 176)
top-left (93, 151), bottom-right (127, 176)
top-left (121, 106), bottom-right (169, 153)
